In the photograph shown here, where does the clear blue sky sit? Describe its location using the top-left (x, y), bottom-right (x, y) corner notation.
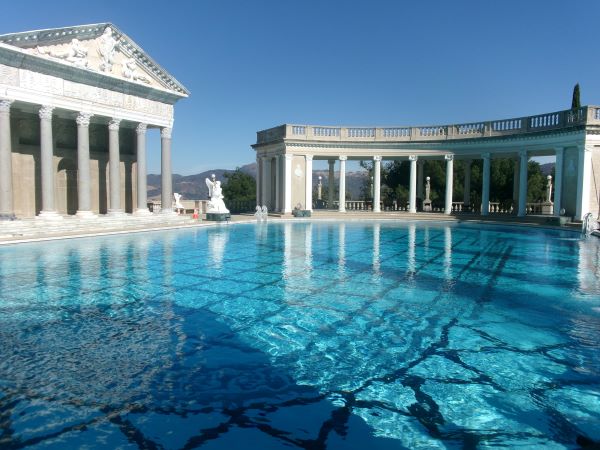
top-left (2, 0), bottom-right (599, 174)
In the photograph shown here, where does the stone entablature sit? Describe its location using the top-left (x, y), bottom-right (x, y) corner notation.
top-left (256, 106), bottom-right (600, 145)
top-left (1, 63), bottom-right (174, 127)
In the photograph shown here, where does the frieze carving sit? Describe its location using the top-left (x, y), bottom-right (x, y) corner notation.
top-left (20, 70), bottom-right (63, 95)
top-left (0, 65), bottom-right (19, 86)
top-left (76, 112), bottom-right (93, 127)
top-left (136, 123), bottom-right (147, 134)
top-left (39, 105), bottom-right (55, 120)
top-left (0, 99), bottom-right (13, 113)
top-left (161, 127), bottom-right (172, 139)
top-left (108, 118), bottom-right (122, 130)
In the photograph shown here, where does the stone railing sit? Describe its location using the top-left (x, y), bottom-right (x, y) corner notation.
top-left (256, 106), bottom-right (600, 145)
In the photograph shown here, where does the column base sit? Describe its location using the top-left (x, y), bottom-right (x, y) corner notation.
top-left (160, 208), bottom-right (177, 216)
top-left (134, 208), bottom-right (152, 216)
top-left (107, 209), bottom-right (126, 217)
top-left (36, 210), bottom-right (63, 220)
top-left (75, 210), bottom-right (97, 219)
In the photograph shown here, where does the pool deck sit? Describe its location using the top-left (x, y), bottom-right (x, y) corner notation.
top-left (0, 211), bottom-right (588, 245)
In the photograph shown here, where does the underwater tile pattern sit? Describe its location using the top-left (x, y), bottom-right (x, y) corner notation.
top-left (0, 221), bottom-right (599, 449)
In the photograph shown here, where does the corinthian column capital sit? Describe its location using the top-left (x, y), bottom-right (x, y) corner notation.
top-left (161, 127), bottom-right (172, 139)
top-left (39, 105), bottom-right (54, 120)
top-left (0, 99), bottom-right (13, 113)
top-left (136, 123), bottom-right (147, 135)
top-left (76, 112), bottom-right (93, 127)
top-left (108, 118), bottom-right (121, 131)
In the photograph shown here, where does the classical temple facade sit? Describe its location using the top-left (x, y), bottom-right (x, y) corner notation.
top-left (0, 23), bottom-right (189, 219)
top-left (253, 107), bottom-right (600, 220)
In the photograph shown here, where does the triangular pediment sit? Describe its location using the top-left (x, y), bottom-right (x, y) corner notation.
top-left (0, 23), bottom-right (189, 96)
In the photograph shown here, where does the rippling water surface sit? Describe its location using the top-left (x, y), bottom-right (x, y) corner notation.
top-left (0, 221), bottom-right (599, 449)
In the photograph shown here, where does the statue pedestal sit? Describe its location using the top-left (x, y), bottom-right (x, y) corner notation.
top-left (423, 200), bottom-right (432, 212)
top-left (206, 212), bottom-right (231, 222)
top-left (541, 202), bottom-right (554, 215)
top-left (293, 209), bottom-right (311, 217)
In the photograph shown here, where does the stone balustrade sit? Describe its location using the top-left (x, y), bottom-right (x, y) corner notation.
top-left (256, 106), bottom-right (600, 144)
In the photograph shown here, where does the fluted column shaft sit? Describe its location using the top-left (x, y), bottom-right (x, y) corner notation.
top-left (409, 155), bottom-right (417, 213)
top-left (0, 100), bottom-right (14, 219)
top-left (284, 154), bottom-right (293, 213)
top-left (108, 118), bottom-right (122, 213)
top-left (261, 156), bottom-right (270, 209)
top-left (161, 127), bottom-right (173, 214)
top-left (373, 156), bottom-right (381, 213)
top-left (305, 155), bottom-right (313, 210)
top-left (274, 155), bottom-right (281, 212)
top-left (39, 105), bottom-right (57, 215)
top-left (136, 123), bottom-right (149, 213)
top-left (338, 156), bottom-right (347, 212)
top-left (518, 150), bottom-right (528, 217)
top-left (444, 154), bottom-right (454, 215)
top-left (76, 112), bottom-right (93, 216)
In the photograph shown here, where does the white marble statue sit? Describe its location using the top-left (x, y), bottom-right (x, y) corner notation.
top-left (205, 177), bottom-right (230, 214)
top-left (98, 28), bottom-right (117, 72)
top-left (174, 193), bottom-right (183, 212)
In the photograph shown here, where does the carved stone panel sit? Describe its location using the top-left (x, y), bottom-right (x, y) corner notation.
top-left (0, 64), bottom-right (19, 86)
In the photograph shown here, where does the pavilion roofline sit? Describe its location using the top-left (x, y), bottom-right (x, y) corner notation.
top-left (253, 105), bottom-right (600, 147)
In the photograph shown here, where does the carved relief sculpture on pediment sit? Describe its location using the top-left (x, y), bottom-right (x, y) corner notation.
top-left (37, 38), bottom-right (89, 68)
top-left (97, 27), bottom-right (117, 73)
top-left (122, 58), bottom-right (150, 84)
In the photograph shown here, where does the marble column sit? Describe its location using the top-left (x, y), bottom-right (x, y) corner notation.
top-left (135, 123), bottom-right (150, 215)
top-left (160, 127), bottom-right (174, 214)
top-left (0, 100), bottom-right (15, 220)
top-left (575, 145), bottom-right (592, 220)
top-left (554, 147), bottom-right (564, 217)
top-left (512, 158), bottom-right (520, 212)
top-left (261, 155), bottom-right (270, 209)
top-left (256, 156), bottom-right (262, 207)
top-left (518, 150), bottom-right (528, 217)
top-left (481, 153), bottom-right (491, 216)
top-left (75, 112), bottom-right (95, 218)
top-left (328, 160), bottom-right (335, 208)
top-left (108, 118), bottom-right (123, 215)
top-left (274, 155), bottom-right (281, 212)
top-left (417, 160), bottom-right (424, 199)
top-left (463, 159), bottom-right (472, 208)
top-left (338, 156), bottom-right (347, 212)
top-left (284, 154), bottom-right (293, 214)
top-left (444, 154), bottom-right (454, 215)
top-left (373, 156), bottom-right (382, 212)
top-left (409, 155), bottom-right (417, 213)
top-left (38, 105), bottom-right (61, 219)
top-left (305, 155), bottom-right (313, 211)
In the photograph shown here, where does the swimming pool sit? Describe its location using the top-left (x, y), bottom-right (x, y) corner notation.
top-left (0, 221), bottom-right (599, 449)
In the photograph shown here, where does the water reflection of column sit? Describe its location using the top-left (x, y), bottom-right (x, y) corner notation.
top-left (444, 226), bottom-right (452, 281)
top-left (207, 229), bottom-right (228, 271)
top-left (305, 223), bottom-right (313, 277)
top-left (408, 223), bottom-right (416, 274)
top-left (107, 238), bottom-right (127, 303)
top-left (134, 235), bottom-right (151, 288)
top-left (372, 223), bottom-right (381, 275)
top-left (578, 239), bottom-right (600, 294)
top-left (338, 223), bottom-right (346, 275)
top-left (283, 222), bottom-right (292, 280)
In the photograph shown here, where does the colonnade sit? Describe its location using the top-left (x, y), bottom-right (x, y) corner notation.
top-left (256, 148), bottom-right (577, 217)
top-left (0, 99), bottom-right (175, 219)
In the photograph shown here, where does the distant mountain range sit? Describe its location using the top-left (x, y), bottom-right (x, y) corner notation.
top-left (148, 161), bottom-right (556, 201)
top-left (148, 163), bottom-right (368, 200)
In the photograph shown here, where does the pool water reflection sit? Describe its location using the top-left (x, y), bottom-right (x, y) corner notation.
top-left (0, 221), bottom-right (599, 449)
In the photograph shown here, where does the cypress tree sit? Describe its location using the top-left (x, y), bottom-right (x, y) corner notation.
top-left (571, 83), bottom-right (581, 109)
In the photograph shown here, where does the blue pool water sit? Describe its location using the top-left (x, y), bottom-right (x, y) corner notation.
top-left (0, 221), bottom-right (599, 449)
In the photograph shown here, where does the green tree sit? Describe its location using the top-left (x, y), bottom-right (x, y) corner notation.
top-left (571, 83), bottom-right (581, 109)
top-left (222, 168), bottom-right (256, 203)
